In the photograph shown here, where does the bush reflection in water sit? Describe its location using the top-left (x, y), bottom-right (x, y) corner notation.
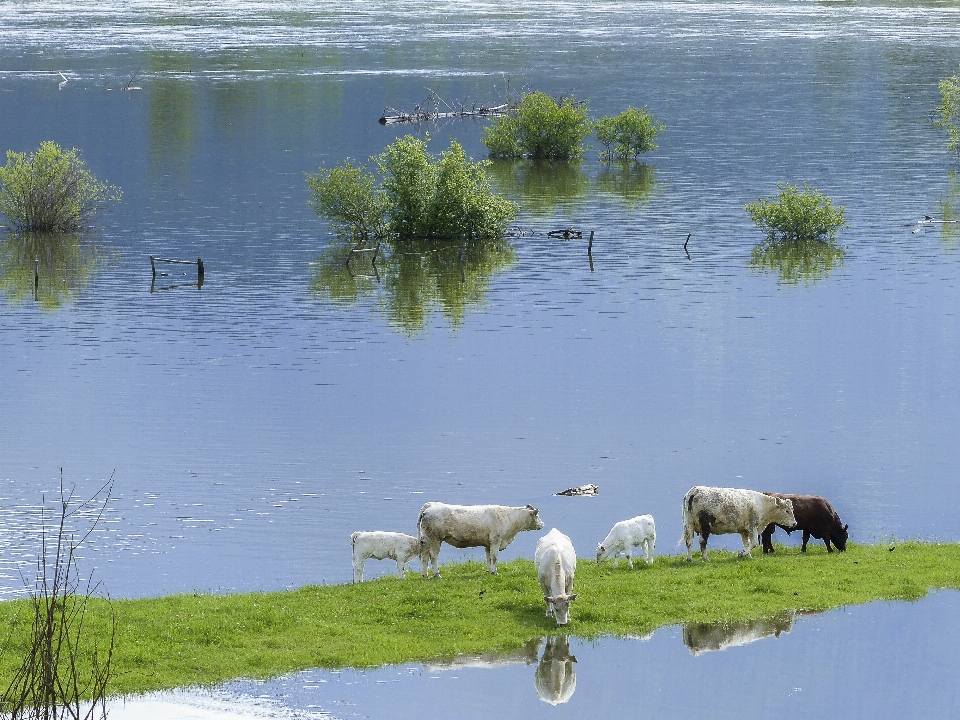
top-left (309, 237), bottom-right (514, 333)
top-left (0, 232), bottom-right (102, 310)
top-left (748, 237), bottom-right (845, 286)
top-left (488, 160), bottom-right (657, 214)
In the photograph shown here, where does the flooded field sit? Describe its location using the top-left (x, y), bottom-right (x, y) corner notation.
top-left (105, 591), bottom-right (960, 718)
top-left (2, 2), bottom-right (960, 712)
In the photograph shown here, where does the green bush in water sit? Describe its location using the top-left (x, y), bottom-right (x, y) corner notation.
top-left (935, 70), bottom-right (960, 157)
top-left (0, 141), bottom-right (120, 232)
top-left (482, 91), bottom-right (592, 161)
top-left (745, 183), bottom-right (847, 243)
top-left (307, 136), bottom-right (517, 244)
top-left (306, 161), bottom-right (388, 244)
top-left (594, 106), bottom-right (665, 161)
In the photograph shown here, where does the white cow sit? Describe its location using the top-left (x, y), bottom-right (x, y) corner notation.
top-left (596, 514), bottom-right (656, 568)
top-left (350, 531), bottom-right (422, 582)
top-left (680, 486), bottom-right (796, 561)
top-left (534, 528), bottom-right (578, 626)
top-left (418, 502), bottom-right (544, 578)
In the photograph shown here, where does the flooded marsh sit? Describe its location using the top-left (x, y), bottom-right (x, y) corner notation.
top-left (2, 0), bottom-right (960, 715)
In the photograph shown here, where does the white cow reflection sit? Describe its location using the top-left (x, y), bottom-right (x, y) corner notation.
top-left (425, 638), bottom-right (542, 670)
top-left (535, 636), bottom-right (578, 705)
top-left (682, 610), bottom-right (795, 655)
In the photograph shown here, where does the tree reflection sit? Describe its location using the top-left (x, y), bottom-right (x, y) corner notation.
top-left (310, 237), bottom-right (514, 334)
top-left (595, 162), bottom-right (657, 206)
top-left (749, 237), bottom-right (845, 286)
top-left (0, 232), bottom-right (100, 310)
top-left (940, 170), bottom-right (960, 247)
top-left (487, 160), bottom-right (589, 215)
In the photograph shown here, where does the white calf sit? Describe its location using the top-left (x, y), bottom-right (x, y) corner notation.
top-left (596, 514), bottom-right (656, 568)
top-left (351, 531), bottom-right (421, 582)
top-left (534, 528), bottom-right (578, 626)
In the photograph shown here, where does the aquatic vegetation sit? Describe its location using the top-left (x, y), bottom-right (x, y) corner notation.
top-left (594, 107), bottom-right (665, 161)
top-left (1, 542), bottom-right (958, 697)
top-left (745, 184), bottom-right (847, 243)
top-left (482, 91), bottom-right (592, 161)
top-left (0, 142), bottom-right (120, 233)
top-left (307, 136), bottom-right (517, 245)
top-left (935, 69), bottom-right (960, 157)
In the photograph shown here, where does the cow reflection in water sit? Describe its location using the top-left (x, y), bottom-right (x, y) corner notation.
top-left (535, 636), bottom-right (577, 705)
top-left (425, 638), bottom-right (542, 670)
top-left (682, 610), bottom-right (795, 655)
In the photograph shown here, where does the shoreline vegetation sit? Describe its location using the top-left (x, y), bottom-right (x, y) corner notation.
top-left (1, 542), bottom-right (959, 698)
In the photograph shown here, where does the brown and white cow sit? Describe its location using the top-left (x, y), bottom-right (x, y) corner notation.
top-left (417, 502), bottom-right (544, 578)
top-left (680, 486), bottom-right (795, 561)
top-left (760, 493), bottom-right (849, 553)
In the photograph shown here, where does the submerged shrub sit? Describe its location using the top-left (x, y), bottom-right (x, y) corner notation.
top-left (0, 141), bottom-right (120, 232)
top-left (935, 70), bottom-right (960, 157)
top-left (594, 106), bottom-right (665, 161)
top-left (306, 161), bottom-right (387, 243)
top-left (745, 184), bottom-right (847, 243)
top-left (482, 91), bottom-right (592, 161)
top-left (307, 136), bottom-right (517, 245)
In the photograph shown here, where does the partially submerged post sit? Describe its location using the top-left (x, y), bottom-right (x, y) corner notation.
top-left (33, 258), bottom-right (39, 296)
top-left (149, 255), bottom-right (204, 280)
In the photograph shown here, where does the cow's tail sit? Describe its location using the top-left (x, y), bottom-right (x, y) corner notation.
top-left (350, 531), bottom-right (358, 564)
top-left (677, 491), bottom-right (690, 547)
top-left (417, 502), bottom-right (431, 546)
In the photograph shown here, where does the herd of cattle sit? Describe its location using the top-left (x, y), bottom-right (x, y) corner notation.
top-left (350, 486), bottom-right (850, 626)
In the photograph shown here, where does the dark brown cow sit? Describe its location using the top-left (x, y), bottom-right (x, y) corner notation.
top-left (760, 493), bottom-right (848, 553)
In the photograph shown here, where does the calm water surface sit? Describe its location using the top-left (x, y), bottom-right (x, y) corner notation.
top-left (1, 1), bottom-right (959, 602)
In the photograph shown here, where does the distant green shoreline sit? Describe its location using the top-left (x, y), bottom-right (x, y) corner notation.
top-left (2, 542), bottom-right (958, 697)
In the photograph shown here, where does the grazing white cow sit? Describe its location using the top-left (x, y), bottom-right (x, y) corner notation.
top-left (680, 486), bottom-right (796, 561)
top-left (534, 528), bottom-right (578, 626)
top-left (596, 515), bottom-right (656, 568)
top-left (418, 502), bottom-right (544, 578)
top-left (350, 531), bottom-right (422, 582)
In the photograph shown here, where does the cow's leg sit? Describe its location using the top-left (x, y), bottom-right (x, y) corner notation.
top-left (644, 538), bottom-right (654, 565)
top-left (801, 530), bottom-right (810, 553)
top-left (396, 558), bottom-right (406, 577)
top-left (422, 541), bottom-right (441, 578)
top-left (684, 526), bottom-right (695, 562)
top-left (354, 558), bottom-right (365, 583)
top-left (488, 546), bottom-right (499, 574)
top-left (761, 524), bottom-right (775, 553)
top-left (699, 530), bottom-right (710, 562)
top-left (626, 547), bottom-right (634, 569)
top-left (612, 552), bottom-right (619, 569)
top-left (824, 537), bottom-right (833, 553)
top-left (545, 600), bottom-right (555, 618)
top-left (738, 531), bottom-right (754, 558)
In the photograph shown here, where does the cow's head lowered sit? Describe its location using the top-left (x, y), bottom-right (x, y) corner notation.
top-left (770, 497), bottom-right (796, 529)
top-left (544, 593), bottom-right (578, 625)
top-left (525, 505), bottom-right (545, 531)
top-left (832, 523), bottom-right (849, 552)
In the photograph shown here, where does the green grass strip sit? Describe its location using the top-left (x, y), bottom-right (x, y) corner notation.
top-left (1, 541), bottom-right (958, 697)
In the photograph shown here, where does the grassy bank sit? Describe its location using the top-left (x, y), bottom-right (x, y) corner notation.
top-left (2, 542), bottom-right (959, 696)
